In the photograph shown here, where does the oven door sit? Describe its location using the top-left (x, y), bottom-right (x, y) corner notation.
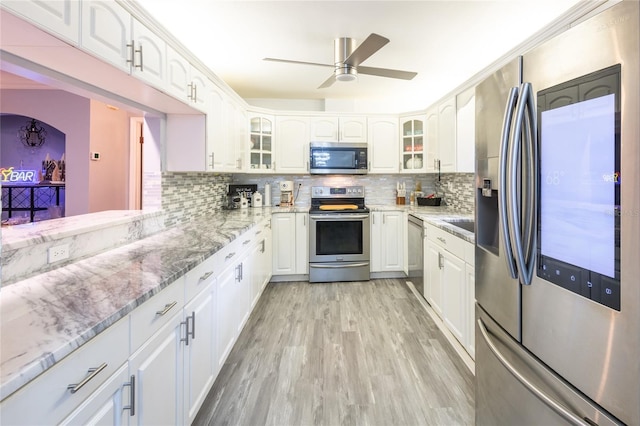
top-left (309, 213), bottom-right (370, 263)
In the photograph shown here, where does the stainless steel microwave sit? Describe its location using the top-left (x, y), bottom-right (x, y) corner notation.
top-left (309, 141), bottom-right (368, 175)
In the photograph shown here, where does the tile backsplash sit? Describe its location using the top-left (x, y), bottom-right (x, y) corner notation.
top-left (161, 172), bottom-right (231, 226)
top-left (158, 171), bottom-right (475, 227)
top-left (231, 172), bottom-right (475, 212)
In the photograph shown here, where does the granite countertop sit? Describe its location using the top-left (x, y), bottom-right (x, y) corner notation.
top-left (0, 204), bottom-right (474, 401)
top-left (368, 204), bottom-right (475, 243)
top-left (0, 207), bottom-right (274, 401)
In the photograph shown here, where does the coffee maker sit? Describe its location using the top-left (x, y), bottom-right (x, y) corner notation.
top-left (279, 180), bottom-right (294, 206)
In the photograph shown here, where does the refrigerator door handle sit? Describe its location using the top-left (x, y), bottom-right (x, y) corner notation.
top-left (478, 318), bottom-right (591, 426)
top-left (508, 82), bottom-right (535, 285)
top-left (499, 86), bottom-right (520, 279)
top-left (522, 82), bottom-right (538, 281)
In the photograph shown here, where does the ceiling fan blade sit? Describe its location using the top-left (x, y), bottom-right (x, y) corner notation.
top-left (344, 33), bottom-right (389, 66)
top-left (357, 65), bottom-right (417, 80)
top-left (318, 74), bottom-right (336, 89)
top-left (263, 58), bottom-right (334, 68)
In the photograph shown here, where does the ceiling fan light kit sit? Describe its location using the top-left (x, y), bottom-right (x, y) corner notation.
top-left (264, 33), bottom-right (417, 89)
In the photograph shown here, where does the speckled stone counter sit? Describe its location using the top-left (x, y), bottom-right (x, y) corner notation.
top-left (0, 204), bottom-right (471, 401)
top-left (0, 207), bottom-right (281, 401)
top-left (368, 204), bottom-right (475, 243)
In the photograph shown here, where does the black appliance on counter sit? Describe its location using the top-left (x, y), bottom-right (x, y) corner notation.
top-left (309, 142), bottom-right (368, 175)
top-left (308, 185), bottom-right (370, 283)
top-left (226, 184), bottom-right (258, 209)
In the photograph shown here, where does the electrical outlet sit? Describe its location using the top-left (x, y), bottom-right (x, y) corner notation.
top-left (48, 243), bottom-right (70, 263)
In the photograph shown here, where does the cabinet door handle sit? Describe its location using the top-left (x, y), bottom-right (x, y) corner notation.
top-left (126, 41), bottom-right (135, 67)
top-left (199, 271), bottom-right (214, 282)
top-left (368, 161), bottom-right (371, 171)
top-left (261, 239), bottom-right (265, 253)
top-left (438, 252), bottom-right (444, 269)
top-left (303, 215), bottom-right (306, 226)
top-left (156, 301), bottom-right (177, 316)
top-left (67, 363), bottom-right (108, 394)
top-left (124, 375), bottom-right (135, 416)
top-left (193, 84), bottom-right (197, 102)
top-left (133, 43), bottom-right (143, 71)
top-left (189, 311), bottom-right (196, 341)
top-left (187, 82), bottom-right (194, 100)
top-left (181, 311), bottom-right (195, 345)
top-left (209, 153), bottom-right (215, 170)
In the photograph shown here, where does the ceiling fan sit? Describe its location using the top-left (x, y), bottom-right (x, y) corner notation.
top-left (264, 33), bottom-right (417, 89)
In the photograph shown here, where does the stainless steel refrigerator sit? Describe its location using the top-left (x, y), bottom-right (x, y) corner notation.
top-left (475, 1), bottom-right (639, 425)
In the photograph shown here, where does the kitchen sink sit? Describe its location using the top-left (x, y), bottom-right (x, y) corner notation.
top-left (443, 219), bottom-right (475, 233)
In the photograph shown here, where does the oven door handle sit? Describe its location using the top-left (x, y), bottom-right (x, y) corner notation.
top-left (310, 262), bottom-right (370, 269)
top-left (309, 214), bottom-right (370, 220)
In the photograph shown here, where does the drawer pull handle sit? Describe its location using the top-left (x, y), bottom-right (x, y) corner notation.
top-left (243, 239), bottom-right (251, 245)
top-left (225, 252), bottom-right (236, 261)
top-left (437, 237), bottom-right (447, 244)
top-left (67, 362), bottom-right (108, 394)
top-left (255, 230), bottom-right (262, 236)
top-left (199, 271), bottom-right (214, 282)
top-left (156, 301), bottom-right (177, 316)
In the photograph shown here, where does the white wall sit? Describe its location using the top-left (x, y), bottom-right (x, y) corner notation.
top-left (0, 89), bottom-right (91, 216)
top-left (89, 100), bottom-right (131, 212)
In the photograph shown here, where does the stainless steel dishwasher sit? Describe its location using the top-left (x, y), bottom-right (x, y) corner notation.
top-left (407, 215), bottom-right (424, 297)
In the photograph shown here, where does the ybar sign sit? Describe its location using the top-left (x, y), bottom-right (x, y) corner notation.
top-left (0, 167), bottom-right (37, 183)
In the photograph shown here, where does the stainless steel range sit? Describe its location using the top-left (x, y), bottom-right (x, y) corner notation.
top-left (308, 185), bottom-right (370, 283)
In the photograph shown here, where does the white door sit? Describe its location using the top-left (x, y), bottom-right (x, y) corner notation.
top-left (272, 213), bottom-right (297, 275)
top-left (216, 263), bottom-right (241, 367)
top-left (2, 0), bottom-right (80, 43)
top-left (295, 213), bottom-right (309, 274)
top-left (275, 116), bottom-right (310, 173)
top-left (131, 18), bottom-right (166, 90)
top-left (129, 314), bottom-right (183, 426)
top-left (438, 97), bottom-right (457, 172)
top-left (81, 1), bottom-right (131, 72)
top-left (381, 212), bottom-right (404, 271)
top-left (368, 117), bottom-right (399, 173)
top-left (183, 284), bottom-right (216, 425)
top-left (425, 239), bottom-right (443, 318)
top-left (442, 251), bottom-right (466, 344)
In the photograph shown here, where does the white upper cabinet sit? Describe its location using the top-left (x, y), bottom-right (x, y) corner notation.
top-left (275, 116), bottom-right (310, 174)
top-left (166, 46), bottom-right (210, 111)
top-left (456, 87), bottom-right (476, 173)
top-left (208, 86), bottom-right (235, 171)
top-left (131, 17), bottom-right (167, 89)
top-left (368, 116), bottom-right (399, 173)
top-left (310, 116), bottom-right (367, 142)
top-left (248, 113), bottom-right (274, 172)
top-left (425, 106), bottom-right (439, 173)
top-left (81, 1), bottom-right (131, 73)
top-left (1, 0), bottom-right (80, 44)
top-left (437, 97), bottom-right (457, 173)
top-left (400, 115), bottom-right (426, 173)
top-left (166, 46), bottom-right (191, 99)
top-left (81, 1), bottom-right (167, 91)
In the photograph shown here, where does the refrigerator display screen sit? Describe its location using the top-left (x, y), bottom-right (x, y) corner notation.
top-left (537, 65), bottom-right (621, 310)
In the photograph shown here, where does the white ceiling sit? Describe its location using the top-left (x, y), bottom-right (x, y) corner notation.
top-left (135, 0), bottom-right (583, 112)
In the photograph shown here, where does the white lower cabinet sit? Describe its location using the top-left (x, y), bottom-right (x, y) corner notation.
top-left (371, 211), bottom-right (406, 273)
top-left (129, 309), bottom-right (183, 426)
top-left (424, 224), bottom-right (475, 359)
top-left (183, 282), bottom-right (217, 425)
top-left (1, 221), bottom-right (271, 425)
top-left (272, 212), bottom-right (308, 277)
top-left (60, 363), bottom-right (132, 426)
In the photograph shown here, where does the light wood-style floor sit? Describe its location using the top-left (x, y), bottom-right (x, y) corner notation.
top-left (194, 279), bottom-right (475, 426)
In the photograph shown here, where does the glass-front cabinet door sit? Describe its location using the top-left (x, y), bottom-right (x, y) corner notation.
top-left (249, 114), bottom-right (273, 172)
top-left (400, 116), bottom-right (426, 172)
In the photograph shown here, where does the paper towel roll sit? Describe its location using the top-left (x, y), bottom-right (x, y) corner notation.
top-left (264, 183), bottom-right (271, 206)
